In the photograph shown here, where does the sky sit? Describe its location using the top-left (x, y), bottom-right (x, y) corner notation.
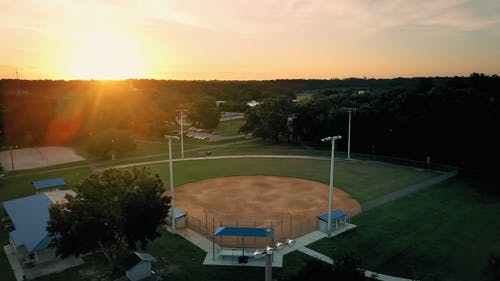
top-left (1, 0), bottom-right (499, 80)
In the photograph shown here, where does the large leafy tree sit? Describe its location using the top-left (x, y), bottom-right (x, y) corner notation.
top-left (85, 129), bottom-right (136, 160)
top-left (188, 95), bottom-right (220, 130)
top-left (47, 167), bottom-right (170, 268)
top-left (240, 96), bottom-right (295, 141)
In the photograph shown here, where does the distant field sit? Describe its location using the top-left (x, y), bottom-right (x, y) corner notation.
top-left (214, 119), bottom-right (246, 136)
top-left (308, 178), bottom-right (500, 281)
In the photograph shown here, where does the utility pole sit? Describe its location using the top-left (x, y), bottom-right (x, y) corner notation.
top-left (343, 107), bottom-right (357, 160)
top-left (176, 109), bottom-right (188, 158)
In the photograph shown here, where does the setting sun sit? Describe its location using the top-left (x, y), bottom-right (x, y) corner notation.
top-left (61, 30), bottom-right (146, 80)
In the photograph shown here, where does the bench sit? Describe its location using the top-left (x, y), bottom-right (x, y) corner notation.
top-left (219, 248), bottom-right (257, 258)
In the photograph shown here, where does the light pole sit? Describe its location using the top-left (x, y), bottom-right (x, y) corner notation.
top-left (176, 109), bottom-right (188, 158)
top-left (2, 145), bottom-right (18, 172)
top-left (164, 135), bottom-right (179, 234)
top-left (254, 238), bottom-right (295, 281)
top-left (111, 139), bottom-right (115, 161)
top-left (343, 107), bottom-right (356, 160)
top-left (321, 135), bottom-right (342, 237)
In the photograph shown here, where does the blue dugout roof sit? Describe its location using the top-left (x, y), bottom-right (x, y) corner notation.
top-left (214, 227), bottom-right (274, 238)
top-left (169, 207), bottom-right (187, 219)
top-left (2, 194), bottom-right (53, 252)
top-left (32, 178), bottom-right (66, 191)
top-left (318, 210), bottom-right (347, 223)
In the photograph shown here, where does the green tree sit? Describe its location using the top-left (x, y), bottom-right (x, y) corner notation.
top-left (240, 96), bottom-right (294, 141)
top-left (47, 167), bottom-right (170, 269)
top-left (86, 130), bottom-right (136, 160)
top-left (188, 95), bottom-right (220, 130)
top-left (483, 253), bottom-right (500, 281)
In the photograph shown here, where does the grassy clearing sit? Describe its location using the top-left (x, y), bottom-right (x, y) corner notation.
top-left (214, 119), bottom-right (246, 136)
top-left (308, 178), bottom-right (500, 281)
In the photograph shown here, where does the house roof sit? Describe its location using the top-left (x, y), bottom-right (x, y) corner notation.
top-left (2, 190), bottom-right (75, 253)
top-left (123, 252), bottom-right (157, 271)
top-left (318, 210), bottom-right (347, 223)
top-left (32, 178), bottom-right (66, 191)
top-left (214, 227), bottom-right (274, 238)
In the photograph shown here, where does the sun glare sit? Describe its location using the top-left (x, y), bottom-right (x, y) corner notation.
top-left (62, 30), bottom-right (146, 80)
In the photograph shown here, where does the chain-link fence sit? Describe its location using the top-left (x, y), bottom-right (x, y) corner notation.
top-left (186, 210), bottom-right (320, 248)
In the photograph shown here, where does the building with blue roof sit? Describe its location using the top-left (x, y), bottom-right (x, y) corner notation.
top-left (317, 209), bottom-right (348, 233)
top-left (2, 190), bottom-right (75, 264)
top-left (212, 227), bottom-right (275, 263)
top-left (32, 178), bottom-right (66, 192)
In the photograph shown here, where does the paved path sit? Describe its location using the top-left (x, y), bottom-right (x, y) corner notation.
top-left (361, 168), bottom-right (457, 211)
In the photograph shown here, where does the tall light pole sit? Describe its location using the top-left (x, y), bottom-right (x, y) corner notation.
top-left (165, 135), bottom-right (179, 234)
top-left (111, 139), bottom-right (115, 161)
top-left (321, 135), bottom-right (342, 237)
top-left (254, 238), bottom-right (295, 281)
top-left (176, 109), bottom-right (188, 158)
top-left (343, 107), bottom-right (357, 160)
top-left (3, 145), bottom-right (18, 172)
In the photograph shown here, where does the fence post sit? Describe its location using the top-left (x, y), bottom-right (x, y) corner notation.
top-left (281, 217), bottom-right (284, 239)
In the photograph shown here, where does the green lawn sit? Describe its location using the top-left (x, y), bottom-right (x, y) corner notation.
top-left (0, 154), bottom-right (440, 281)
top-left (214, 119), bottom-right (246, 136)
top-left (145, 158), bottom-right (438, 203)
top-left (29, 229), bottom-right (316, 281)
top-left (308, 178), bottom-right (500, 281)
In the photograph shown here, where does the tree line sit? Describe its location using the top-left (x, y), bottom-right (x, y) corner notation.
top-left (240, 74), bottom-right (500, 174)
top-left (1, 74), bottom-right (498, 171)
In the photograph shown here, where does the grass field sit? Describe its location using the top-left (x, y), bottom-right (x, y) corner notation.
top-left (214, 119), bottom-right (246, 136)
top-left (30, 229), bottom-right (316, 281)
top-left (308, 178), bottom-right (500, 281)
top-left (144, 158), bottom-right (438, 203)
top-left (0, 154), bottom-right (440, 281)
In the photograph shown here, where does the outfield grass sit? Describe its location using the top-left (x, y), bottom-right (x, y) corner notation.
top-left (308, 178), bottom-right (500, 281)
top-left (145, 158), bottom-right (438, 203)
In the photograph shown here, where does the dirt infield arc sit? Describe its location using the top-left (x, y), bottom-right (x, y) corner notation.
top-left (165, 176), bottom-right (361, 244)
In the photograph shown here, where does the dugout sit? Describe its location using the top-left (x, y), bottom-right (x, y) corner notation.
top-left (318, 209), bottom-right (347, 233)
top-left (32, 178), bottom-right (66, 193)
top-left (212, 227), bottom-right (274, 263)
top-left (167, 207), bottom-right (187, 229)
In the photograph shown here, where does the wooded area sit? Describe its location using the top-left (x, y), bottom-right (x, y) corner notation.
top-left (0, 74), bottom-right (498, 173)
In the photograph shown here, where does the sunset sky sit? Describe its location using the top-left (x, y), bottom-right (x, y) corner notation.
top-left (1, 0), bottom-right (499, 80)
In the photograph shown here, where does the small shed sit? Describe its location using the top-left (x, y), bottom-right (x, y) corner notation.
top-left (168, 207), bottom-right (187, 229)
top-left (318, 209), bottom-right (348, 233)
top-left (32, 178), bottom-right (66, 192)
top-left (124, 252), bottom-right (157, 281)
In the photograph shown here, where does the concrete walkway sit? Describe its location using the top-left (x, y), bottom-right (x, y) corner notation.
top-left (176, 224), bottom-right (416, 280)
top-left (361, 168), bottom-right (457, 211)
